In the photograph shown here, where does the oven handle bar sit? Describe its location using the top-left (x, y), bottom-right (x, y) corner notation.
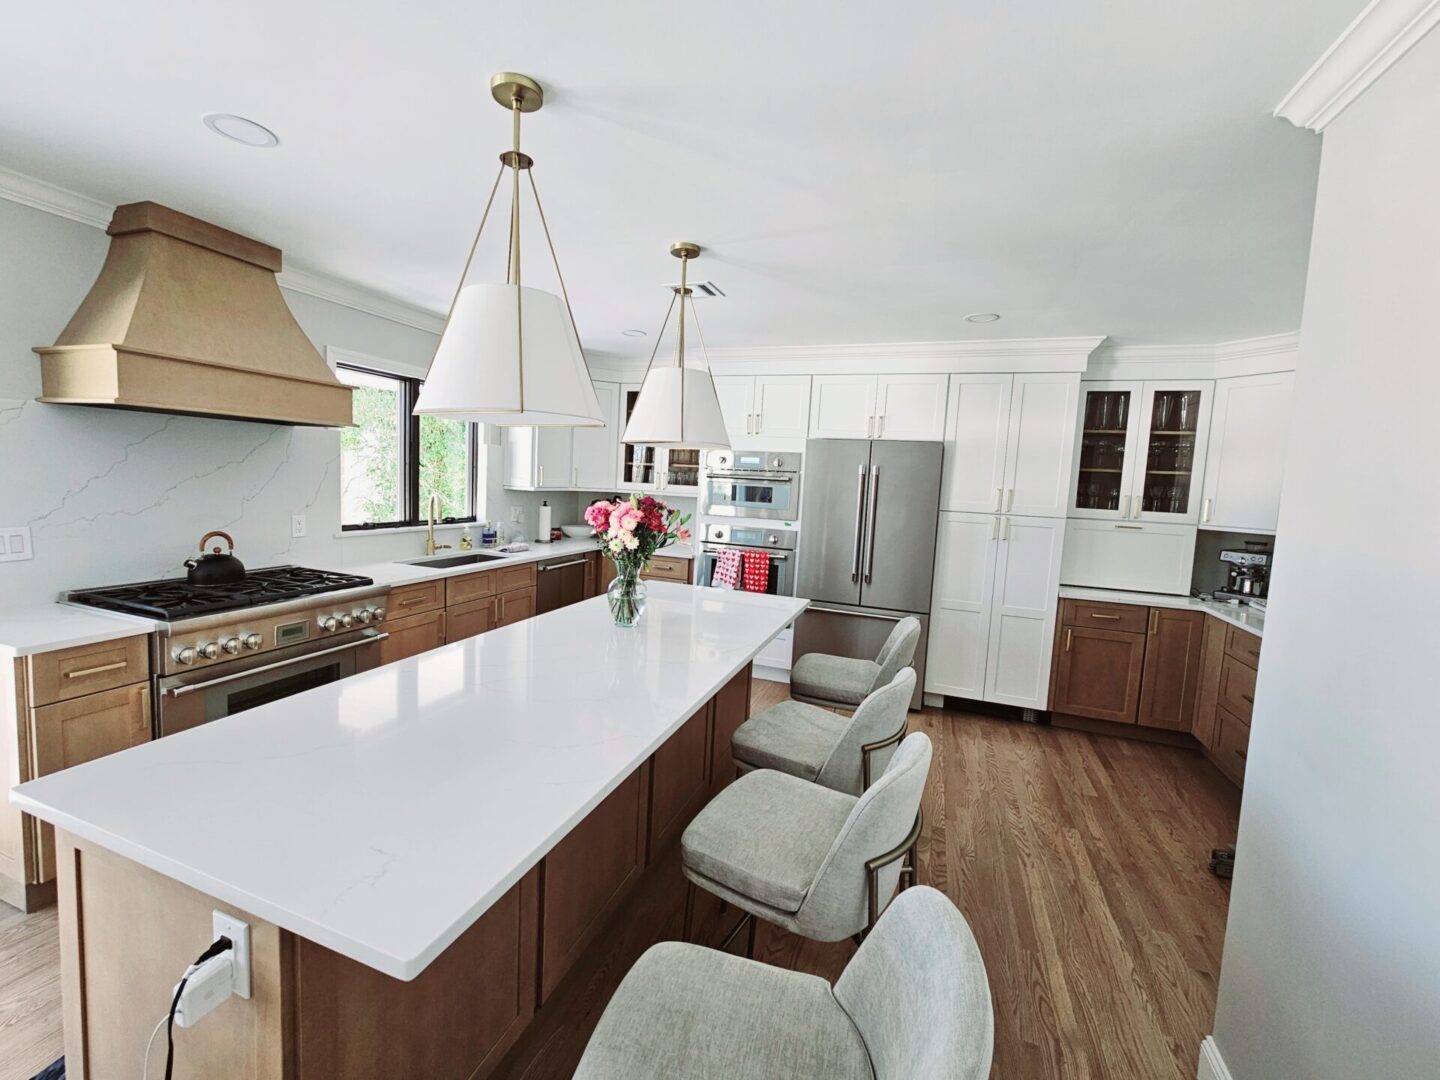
top-left (161, 632), bottom-right (389, 697)
top-left (701, 547), bottom-right (790, 560)
top-left (708, 472), bottom-right (796, 482)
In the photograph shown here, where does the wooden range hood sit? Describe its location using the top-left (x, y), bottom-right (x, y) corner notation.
top-left (34, 202), bottom-right (353, 427)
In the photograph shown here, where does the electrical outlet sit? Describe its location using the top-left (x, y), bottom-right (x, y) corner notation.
top-left (213, 911), bottom-right (251, 999)
top-left (510, 506), bottom-right (524, 523)
top-left (291, 514), bottom-right (307, 539)
top-left (0, 526), bottom-right (33, 562)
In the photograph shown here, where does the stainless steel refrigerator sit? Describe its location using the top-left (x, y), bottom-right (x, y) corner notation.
top-left (796, 439), bottom-right (943, 709)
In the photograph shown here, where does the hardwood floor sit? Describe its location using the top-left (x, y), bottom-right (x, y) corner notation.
top-left (0, 683), bottom-right (1240, 1079)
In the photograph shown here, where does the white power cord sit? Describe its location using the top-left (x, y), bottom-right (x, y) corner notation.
top-left (141, 1013), bottom-right (167, 1080)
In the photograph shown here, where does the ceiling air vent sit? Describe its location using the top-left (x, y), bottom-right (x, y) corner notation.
top-left (665, 280), bottom-right (725, 298)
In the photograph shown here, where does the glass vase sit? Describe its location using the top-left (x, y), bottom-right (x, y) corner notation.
top-left (607, 562), bottom-right (648, 628)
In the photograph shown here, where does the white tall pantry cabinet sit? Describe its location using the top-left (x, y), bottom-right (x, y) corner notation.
top-left (926, 372), bottom-right (1079, 710)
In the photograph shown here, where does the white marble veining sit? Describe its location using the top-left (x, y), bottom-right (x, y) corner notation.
top-left (1059, 585), bottom-right (1265, 637)
top-left (11, 583), bottom-right (806, 980)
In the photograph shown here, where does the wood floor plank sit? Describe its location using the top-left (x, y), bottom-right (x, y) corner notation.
top-left (0, 683), bottom-right (1239, 1080)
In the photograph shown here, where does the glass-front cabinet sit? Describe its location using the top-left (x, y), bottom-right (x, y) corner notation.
top-left (617, 384), bottom-right (701, 494)
top-left (1070, 381), bottom-right (1213, 523)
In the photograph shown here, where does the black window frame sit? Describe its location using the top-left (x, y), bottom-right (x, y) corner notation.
top-left (338, 362), bottom-right (480, 532)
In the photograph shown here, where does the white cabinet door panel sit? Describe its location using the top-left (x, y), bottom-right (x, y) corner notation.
top-left (713, 376), bottom-right (755, 440)
top-left (941, 375), bottom-right (1012, 513)
top-left (754, 376), bottom-right (811, 438)
top-left (1201, 372), bottom-right (1293, 532)
top-left (573, 381), bottom-right (619, 489)
top-left (1005, 374), bottom-right (1079, 519)
top-left (536, 427), bottom-right (574, 489)
top-left (1131, 381), bottom-right (1213, 524)
top-left (809, 375), bottom-right (877, 439)
top-left (876, 374), bottom-right (949, 440)
top-left (924, 512), bottom-right (998, 699)
top-left (1059, 520), bottom-right (1197, 595)
top-left (984, 516), bottom-right (1064, 709)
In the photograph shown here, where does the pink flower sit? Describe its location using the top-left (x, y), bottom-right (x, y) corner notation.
top-left (677, 527), bottom-right (691, 543)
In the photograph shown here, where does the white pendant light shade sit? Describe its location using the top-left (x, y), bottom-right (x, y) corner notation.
top-left (622, 365), bottom-right (730, 449)
top-left (414, 283), bottom-right (603, 426)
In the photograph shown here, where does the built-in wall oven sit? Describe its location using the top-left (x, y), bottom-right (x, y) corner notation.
top-left (698, 523), bottom-right (797, 596)
top-left (700, 450), bottom-right (801, 520)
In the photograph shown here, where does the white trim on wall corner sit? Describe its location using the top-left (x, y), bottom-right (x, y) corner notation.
top-left (1275, 0), bottom-right (1440, 131)
top-left (1196, 1036), bottom-right (1235, 1080)
top-left (1087, 330), bottom-right (1300, 381)
top-left (0, 164), bottom-right (447, 335)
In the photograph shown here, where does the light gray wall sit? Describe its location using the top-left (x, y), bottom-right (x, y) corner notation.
top-left (1211, 28), bottom-right (1440, 1080)
top-left (0, 198), bottom-right (568, 602)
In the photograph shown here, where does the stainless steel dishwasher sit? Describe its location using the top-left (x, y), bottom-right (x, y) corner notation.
top-left (536, 554), bottom-right (589, 614)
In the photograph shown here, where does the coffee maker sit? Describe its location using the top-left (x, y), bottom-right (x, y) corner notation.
top-left (1215, 542), bottom-right (1271, 603)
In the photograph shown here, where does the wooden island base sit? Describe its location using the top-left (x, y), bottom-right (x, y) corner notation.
top-left (54, 665), bottom-right (753, 1080)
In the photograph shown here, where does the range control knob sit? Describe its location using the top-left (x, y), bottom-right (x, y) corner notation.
top-left (173, 645), bottom-right (197, 666)
top-left (319, 616), bottom-right (338, 632)
top-left (221, 637), bottom-right (242, 655)
top-left (371, 606), bottom-right (385, 623)
top-left (712, 529), bottom-right (725, 540)
top-left (242, 633), bottom-right (263, 650)
top-left (767, 534), bottom-right (779, 544)
top-left (358, 608), bottom-right (374, 624)
top-left (339, 613), bottom-right (355, 629)
top-left (771, 457), bottom-right (784, 469)
top-left (198, 642), bottom-right (221, 660)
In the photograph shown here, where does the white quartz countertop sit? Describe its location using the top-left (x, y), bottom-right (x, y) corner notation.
top-left (0, 537), bottom-right (693, 654)
top-left (11, 583), bottom-right (805, 980)
top-left (1059, 585), bottom-right (1265, 637)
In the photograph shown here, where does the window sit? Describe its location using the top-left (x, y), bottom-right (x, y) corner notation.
top-left (338, 363), bottom-right (478, 530)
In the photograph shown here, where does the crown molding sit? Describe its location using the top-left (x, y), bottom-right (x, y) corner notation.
top-left (704, 335), bottom-right (1107, 376)
top-left (1275, 0), bottom-right (1440, 132)
top-left (0, 163), bottom-right (447, 335)
top-left (1087, 331), bottom-right (1300, 381)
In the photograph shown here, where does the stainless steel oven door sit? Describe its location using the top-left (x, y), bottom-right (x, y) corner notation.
top-left (698, 545), bottom-right (794, 596)
top-left (701, 473), bottom-right (800, 519)
top-left (155, 629), bottom-right (386, 737)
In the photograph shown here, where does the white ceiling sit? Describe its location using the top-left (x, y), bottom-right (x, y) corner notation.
top-left (0, 1), bottom-right (1359, 355)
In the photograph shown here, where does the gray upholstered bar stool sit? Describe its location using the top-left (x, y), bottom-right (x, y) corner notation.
top-left (731, 667), bottom-right (915, 795)
top-left (790, 615), bottom-right (921, 711)
top-left (680, 731), bottom-right (931, 955)
top-left (574, 884), bottom-right (994, 1080)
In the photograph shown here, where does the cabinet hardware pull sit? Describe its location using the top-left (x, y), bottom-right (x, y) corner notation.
top-left (1237, 749), bottom-right (1247, 760)
top-left (990, 516), bottom-right (999, 541)
top-left (1202, 497), bottom-right (1213, 524)
top-left (994, 487), bottom-right (1003, 512)
top-left (499, 596), bottom-right (506, 620)
top-left (1064, 628), bottom-right (1073, 651)
top-left (65, 660), bottom-right (128, 679)
top-left (1241, 693), bottom-right (1254, 704)
top-left (539, 464), bottom-right (544, 486)
top-left (1005, 487), bottom-right (1015, 512)
top-left (1114, 525), bottom-right (1144, 530)
top-left (1089, 613), bottom-right (1121, 620)
top-left (1150, 610), bottom-right (1159, 634)
top-left (573, 466), bottom-right (579, 486)
top-left (1001, 516), bottom-right (1011, 541)
top-left (866, 415), bottom-right (874, 439)
top-left (877, 414), bottom-right (885, 438)
top-left (756, 413), bottom-right (762, 432)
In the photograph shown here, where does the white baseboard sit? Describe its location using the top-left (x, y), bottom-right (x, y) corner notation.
top-left (753, 664), bottom-right (790, 684)
top-left (1197, 1036), bottom-right (1234, 1080)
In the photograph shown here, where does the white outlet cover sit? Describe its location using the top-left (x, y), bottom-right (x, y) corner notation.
top-left (0, 527), bottom-right (33, 562)
top-left (213, 910), bottom-right (251, 999)
top-left (291, 514), bottom-right (307, 538)
top-left (511, 507), bottom-right (524, 522)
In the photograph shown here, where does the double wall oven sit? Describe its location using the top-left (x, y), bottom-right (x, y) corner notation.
top-left (697, 523), bottom-right (797, 596)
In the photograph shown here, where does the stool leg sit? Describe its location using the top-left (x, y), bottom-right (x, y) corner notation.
top-left (745, 914), bottom-right (757, 960)
top-left (682, 879), bottom-right (695, 943)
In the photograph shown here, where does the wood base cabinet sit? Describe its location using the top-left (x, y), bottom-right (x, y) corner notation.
top-left (1052, 622), bottom-right (1147, 723)
top-left (1136, 608), bottom-right (1206, 730)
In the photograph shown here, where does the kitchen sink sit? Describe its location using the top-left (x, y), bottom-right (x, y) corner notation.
top-left (400, 551), bottom-right (507, 568)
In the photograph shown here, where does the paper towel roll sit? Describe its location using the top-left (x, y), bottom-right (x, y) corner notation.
top-left (537, 501), bottom-right (552, 543)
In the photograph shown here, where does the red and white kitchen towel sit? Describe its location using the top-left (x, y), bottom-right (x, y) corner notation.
top-left (741, 550), bottom-right (771, 593)
top-left (712, 549), bottom-right (770, 592)
top-left (712, 548), bottom-right (742, 589)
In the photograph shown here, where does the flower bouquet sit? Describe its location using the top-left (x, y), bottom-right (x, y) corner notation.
top-left (583, 495), bottom-right (692, 627)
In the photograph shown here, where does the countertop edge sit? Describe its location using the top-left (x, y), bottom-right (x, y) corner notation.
top-left (1058, 585), bottom-right (1264, 637)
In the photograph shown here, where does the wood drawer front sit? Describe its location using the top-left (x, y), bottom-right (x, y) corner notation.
top-left (378, 609), bottom-right (445, 666)
top-left (446, 570), bottom-right (495, 607)
top-left (389, 580), bottom-right (445, 618)
top-left (1061, 599), bottom-right (1149, 635)
top-left (26, 636), bottom-right (149, 707)
top-left (1217, 654), bottom-right (1257, 721)
top-left (445, 597), bottom-right (496, 643)
top-left (641, 556), bottom-right (690, 584)
top-left (1224, 624), bottom-right (1262, 668)
top-left (496, 587), bottom-right (536, 627)
top-left (1213, 705), bottom-right (1251, 785)
top-left (495, 564), bottom-right (537, 594)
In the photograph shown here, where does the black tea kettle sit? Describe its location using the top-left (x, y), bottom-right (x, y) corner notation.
top-left (185, 530), bottom-right (246, 586)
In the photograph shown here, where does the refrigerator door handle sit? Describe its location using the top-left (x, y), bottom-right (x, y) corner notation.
top-left (852, 464), bottom-right (869, 582)
top-left (863, 465), bottom-right (881, 584)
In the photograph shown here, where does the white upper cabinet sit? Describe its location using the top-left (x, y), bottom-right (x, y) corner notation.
top-left (809, 373), bottom-right (947, 440)
top-left (753, 376), bottom-right (811, 438)
top-left (573, 381), bottom-right (619, 490)
top-left (1070, 380), bottom-right (1213, 524)
top-left (1004, 374), bottom-right (1080, 518)
top-left (941, 373), bottom-right (1078, 517)
top-left (875, 374), bottom-right (950, 440)
top-left (714, 375), bottom-right (811, 440)
top-left (1200, 372), bottom-right (1294, 533)
top-left (941, 375), bottom-right (1012, 513)
top-left (1060, 518), bottom-right (1198, 595)
top-left (618, 383), bottom-right (660, 491)
top-left (926, 511), bottom-right (1064, 710)
top-left (809, 375), bottom-right (877, 438)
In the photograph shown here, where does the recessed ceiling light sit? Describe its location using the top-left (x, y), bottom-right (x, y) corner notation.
top-left (621, 329), bottom-right (648, 338)
top-left (964, 312), bottom-right (1001, 323)
top-left (202, 113), bottom-right (280, 148)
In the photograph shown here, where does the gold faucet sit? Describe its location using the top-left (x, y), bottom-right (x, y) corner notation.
top-left (426, 494), bottom-right (453, 557)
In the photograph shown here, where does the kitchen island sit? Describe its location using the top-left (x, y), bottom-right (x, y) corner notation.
top-left (12, 582), bottom-right (805, 1079)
